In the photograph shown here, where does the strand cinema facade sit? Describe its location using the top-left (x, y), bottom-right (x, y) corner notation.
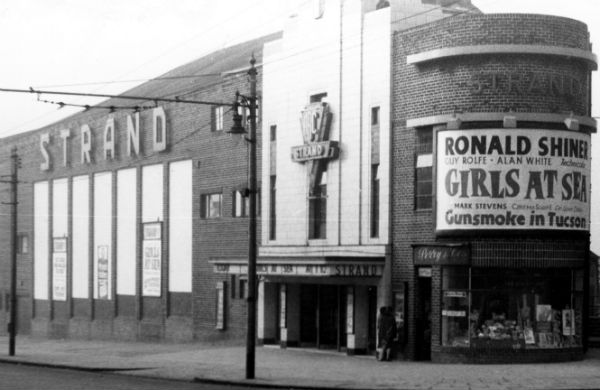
top-left (248, 1), bottom-right (597, 362)
top-left (0, 0), bottom-right (597, 364)
top-left (212, 0), bottom-right (482, 355)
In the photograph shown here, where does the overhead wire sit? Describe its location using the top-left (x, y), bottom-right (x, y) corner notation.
top-left (32, 74), bottom-right (223, 89)
top-left (0, 0), bottom-right (295, 137)
top-left (137, 2), bottom-right (475, 103)
top-left (69, 0), bottom-right (304, 101)
top-left (2, 0), bottom-right (483, 138)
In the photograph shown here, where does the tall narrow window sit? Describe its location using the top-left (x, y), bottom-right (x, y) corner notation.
top-left (233, 189), bottom-right (249, 217)
top-left (371, 106), bottom-right (380, 126)
top-left (371, 105), bottom-right (381, 237)
top-left (309, 170), bottom-right (327, 239)
top-left (415, 129), bottom-right (433, 210)
top-left (17, 234), bottom-right (29, 254)
top-left (212, 106), bottom-right (224, 132)
top-left (269, 176), bottom-right (276, 240)
top-left (370, 164), bottom-right (380, 238)
top-left (270, 125), bottom-right (277, 142)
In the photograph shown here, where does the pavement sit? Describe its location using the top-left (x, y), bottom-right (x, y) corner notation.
top-left (0, 337), bottom-right (600, 390)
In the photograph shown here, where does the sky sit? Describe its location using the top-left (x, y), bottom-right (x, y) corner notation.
top-left (0, 0), bottom-right (599, 248)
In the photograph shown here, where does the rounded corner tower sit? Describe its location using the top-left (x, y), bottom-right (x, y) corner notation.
top-left (393, 13), bottom-right (597, 363)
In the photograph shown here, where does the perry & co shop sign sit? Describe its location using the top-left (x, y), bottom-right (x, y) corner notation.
top-left (436, 129), bottom-right (590, 233)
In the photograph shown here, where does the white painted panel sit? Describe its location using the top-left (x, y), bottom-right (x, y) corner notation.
top-left (117, 168), bottom-right (137, 295)
top-left (34, 181), bottom-right (49, 300)
top-left (72, 175), bottom-right (89, 298)
top-left (52, 179), bottom-right (68, 238)
top-left (362, 8), bottom-right (391, 245)
top-left (169, 160), bottom-right (192, 292)
top-left (142, 164), bottom-right (163, 222)
top-left (52, 178), bottom-right (69, 301)
top-left (338, 1), bottom-right (363, 245)
top-left (93, 172), bottom-right (112, 300)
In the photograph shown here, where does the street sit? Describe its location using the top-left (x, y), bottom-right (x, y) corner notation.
top-left (0, 363), bottom-right (258, 390)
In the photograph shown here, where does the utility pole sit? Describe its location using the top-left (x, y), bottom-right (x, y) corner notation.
top-left (246, 55), bottom-right (258, 380)
top-left (8, 147), bottom-right (18, 356)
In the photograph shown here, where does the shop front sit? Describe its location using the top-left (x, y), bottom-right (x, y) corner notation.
top-left (415, 242), bottom-right (587, 363)
top-left (427, 127), bottom-right (590, 363)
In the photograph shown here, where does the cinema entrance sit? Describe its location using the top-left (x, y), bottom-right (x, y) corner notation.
top-left (256, 260), bottom-right (385, 355)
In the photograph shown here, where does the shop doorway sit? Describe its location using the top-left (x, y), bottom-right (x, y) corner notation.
top-left (416, 273), bottom-right (432, 360)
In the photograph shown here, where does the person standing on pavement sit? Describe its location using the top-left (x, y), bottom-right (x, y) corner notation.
top-left (377, 306), bottom-right (397, 361)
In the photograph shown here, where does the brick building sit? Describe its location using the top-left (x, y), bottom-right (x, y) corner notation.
top-left (0, 33), bottom-right (280, 342)
top-left (252, 0), bottom-right (596, 363)
top-left (393, 13), bottom-right (596, 363)
top-left (0, 0), bottom-right (597, 364)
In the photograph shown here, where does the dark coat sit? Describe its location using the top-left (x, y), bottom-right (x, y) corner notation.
top-left (378, 312), bottom-right (397, 347)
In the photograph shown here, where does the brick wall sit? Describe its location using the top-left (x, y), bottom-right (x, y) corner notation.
top-left (0, 35), bottom-right (272, 342)
top-left (391, 14), bottom-right (594, 361)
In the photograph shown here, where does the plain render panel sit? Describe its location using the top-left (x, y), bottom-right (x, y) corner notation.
top-left (34, 181), bottom-right (49, 300)
top-left (72, 175), bottom-right (89, 298)
top-left (142, 164), bottom-right (164, 223)
top-left (117, 168), bottom-right (137, 295)
top-left (169, 160), bottom-right (192, 292)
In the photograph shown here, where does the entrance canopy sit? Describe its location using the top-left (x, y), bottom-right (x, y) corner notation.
top-left (210, 258), bottom-right (384, 278)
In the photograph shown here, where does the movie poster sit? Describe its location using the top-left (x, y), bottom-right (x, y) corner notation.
top-left (142, 222), bottom-right (162, 297)
top-left (436, 129), bottom-right (590, 233)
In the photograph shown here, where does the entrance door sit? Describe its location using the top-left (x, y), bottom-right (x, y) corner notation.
top-left (300, 285), bottom-right (318, 346)
top-left (416, 274), bottom-right (432, 360)
top-left (319, 285), bottom-right (338, 348)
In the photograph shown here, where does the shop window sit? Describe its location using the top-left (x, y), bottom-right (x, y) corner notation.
top-left (441, 267), bottom-right (470, 347)
top-left (200, 193), bottom-right (222, 219)
top-left (269, 176), bottom-right (276, 240)
top-left (442, 267), bottom-right (583, 349)
top-left (415, 128), bottom-right (433, 210)
top-left (370, 164), bottom-right (380, 238)
top-left (212, 106), bottom-right (224, 132)
top-left (309, 170), bottom-right (327, 239)
top-left (233, 189), bottom-right (249, 218)
top-left (17, 233), bottom-right (29, 254)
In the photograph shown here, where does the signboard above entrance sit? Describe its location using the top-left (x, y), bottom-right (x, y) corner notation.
top-left (211, 261), bottom-right (384, 278)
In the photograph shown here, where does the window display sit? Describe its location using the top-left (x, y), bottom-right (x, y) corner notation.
top-left (442, 267), bottom-right (583, 349)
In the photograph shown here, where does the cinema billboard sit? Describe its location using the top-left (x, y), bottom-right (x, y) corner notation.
top-left (436, 129), bottom-right (590, 233)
